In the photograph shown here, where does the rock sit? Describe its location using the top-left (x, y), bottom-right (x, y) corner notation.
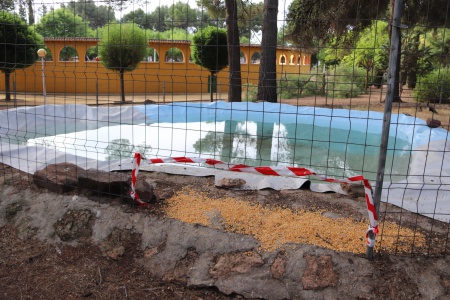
top-left (99, 228), bottom-right (141, 261)
top-left (77, 169), bottom-right (130, 197)
top-left (54, 209), bottom-right (95, 242)
top-left (205, 209), bottom-right (226, 230)
top-left (209, 251), bottom-right (264, 278)
top-left (427, 118), bottom-right (441, 128)
top-left (144, 99), bottom-right (157, 104)
top-left (155, 187), bottom-right (174, 200)
top-left (33, 163), bottom-right (85, 193)
top-left (340, 182), bottom-right (366, 198)
top-left (302, 254), bottom-right (338, 290)
top-left (163, 249), bottom-right (199, 284)
top-left (5, 202), bottom-right (23, 221)
top-left (442, 276), bottom-right (450, 292)
top-left (134, 178), bottom-right (156, 202)
top-left (217, 178), bottom-right (246, 188)
top-left (271, 252), bottom-right (286, 279)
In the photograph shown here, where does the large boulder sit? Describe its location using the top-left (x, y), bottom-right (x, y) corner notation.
top-left (77, 169), bottom-right (130, 197)
top-left (33, 163), bottom-right (85, 193)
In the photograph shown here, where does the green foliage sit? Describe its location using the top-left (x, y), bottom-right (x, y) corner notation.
top-left (327, 65), bottom-right (365, 91)
top-left (36, 8), bottom-right (94, 37)
top-left (286, 0), bottom-right (390, 48)
top-left (275, 67), bottom-right (365, 100)
top-left (341, 21), bottom-right (389, 88)
top-left (197, 0), bottom-right (264, 39)
top-left (0, 12), bottom-right (43, 73)
top-left (277, 26), bottom-right (293, 47)
top-left (121, 8), bottom-right (152, 29)
top-left (86, 46), bottom-right (98, 60)
top-left (326, 65), bottom-right (365, 98)
top-left (278, 74), bottom-right (325, 99)
top-left (148, 5), bottom-right (170, 32)
top-left (98, 23), bottom-right (148, 72)
top-left (166, 1), bottom-right (206, 30)
top-left (0, 0), bottom-right (14, 12)
top-left (67, 0), bottom-right (115, 29)
top-left (165, 47), bottom-right (184, 62)
top-left (413, 68), bottom-right (450, 102)
top-left (428, 28), bottom-right (450, 68)
top-left (192, 26), bottom-right (228, 74)
top-left (149, 27), bottom-right (193, 41)
top-left (242, 83), bottom-right (258, 102)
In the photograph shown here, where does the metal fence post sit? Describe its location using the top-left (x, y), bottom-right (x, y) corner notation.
top-left (370, 0), bottom-right (404, 259)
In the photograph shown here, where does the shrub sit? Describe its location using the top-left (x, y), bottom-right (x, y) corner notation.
top-left (413, 68), bottom-right (450, 102)
top-left (242, 83), bottom-right (258, 102)
top-left (278, 74), bottom-right (325, 99)
top-left (326, 65), bottom-right (365, 98)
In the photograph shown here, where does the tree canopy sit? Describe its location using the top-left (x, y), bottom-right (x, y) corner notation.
top-left (340, 21), bottom-right (390, 88)
top-left (166, 1), bottom-right (208, 31)
top-left (66, 0), bottom-right (115, 29)
top-left (98, 23), bottom-right (148, 102)
top-left (192, 26), bottom-right (228, 73)
top-left (121, 8), bottom-right (152, 29)
top-left (197, 0), bottom-right (264, 39)
top-left (286, 0), bottom-right (390, 49)
top-left (36, 8), bottom-right (94, 37)
top-left (148, 5), bottom-right (170, 32)
top-left (0, 0), bottom-right (14, 12)
top-left (0, 12), bottom-right (43, 100)
top-left (192, 26), bottom-right (228, 101)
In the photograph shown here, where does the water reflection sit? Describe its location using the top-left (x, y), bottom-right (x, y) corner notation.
top-left (27, 120), bottom-right (411, 181)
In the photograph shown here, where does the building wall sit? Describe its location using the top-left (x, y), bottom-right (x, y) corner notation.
top-left (3, 38), bottom-right (311, 95)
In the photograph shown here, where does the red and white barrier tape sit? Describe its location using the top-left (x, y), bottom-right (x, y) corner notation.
top-left (130, 153), bottom-right (379, 246)
top-left (130, 153), bottom-right (149, 207)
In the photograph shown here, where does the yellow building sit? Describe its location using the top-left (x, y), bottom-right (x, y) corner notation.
top-left (4, 38), bottom-right (311, 96)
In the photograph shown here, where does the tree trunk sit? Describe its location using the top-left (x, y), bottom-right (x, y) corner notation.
top-left (388, 0), bottom-right (402, 102)
top-left (210, 71), bottom-right (215, 102)
top-left (4, 72), bottom-right (11, 101)
top-left (407, 33), bottom-right (420, 89)
top-left (225, 0), bottom-right (242, 102)
top-left (120, 70), bottom-right (125, 102)
top-left (257, 0), bottom-right (278, 102)
top-left (27, 0), bottom-right (34, 25)
top-left (366, 69), bottom-right (369, 89)
top-left (392, 36), bottom-right (402, 102)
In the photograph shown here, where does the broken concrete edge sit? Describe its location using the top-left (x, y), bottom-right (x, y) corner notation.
top-left (0, 186), bottom-right (360, 300)
top-left (3, 178), bottom-right (450, 299)
top-left (32, 162), bottom-right (155, 203)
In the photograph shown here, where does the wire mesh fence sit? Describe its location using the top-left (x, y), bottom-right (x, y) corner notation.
top-left (0, 0), bottom-right (450, 258)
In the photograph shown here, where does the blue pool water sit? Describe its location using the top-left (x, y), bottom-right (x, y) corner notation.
top-left (26, 119), bottom-right (412, 182)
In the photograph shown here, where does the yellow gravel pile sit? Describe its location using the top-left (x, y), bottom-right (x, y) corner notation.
top-left (164, 189), bottom-right (426, 254)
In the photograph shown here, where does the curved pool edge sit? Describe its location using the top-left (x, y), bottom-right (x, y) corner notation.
top-left (0, 103), bottom-right (449, 222)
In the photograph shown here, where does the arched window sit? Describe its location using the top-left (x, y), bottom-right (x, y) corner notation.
top-left (143, 47), bottom-right (159, 62)
top-left (165, 47), bottom-right (184, 62)
top-left (240, 50), bottom-right (247, 64)
top-left (290, 54), bottom-right (295, 64)
top-left (297, 56), bottom-right (302, 65)
top-left (280, 55), bottom-right (286, 65)
top-left (59, 46), bottom-right (78, 62)
top-left (85, 46), bottom-right (98, 62)
top-left (251, 52), bottom-right (261, 64)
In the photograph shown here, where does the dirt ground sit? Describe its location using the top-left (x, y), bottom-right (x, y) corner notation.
top-left (1, 88), bottom-right (450, 299)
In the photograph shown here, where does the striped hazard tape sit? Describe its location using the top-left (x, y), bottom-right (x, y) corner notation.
top-left (130, 153), bottom-right (379, 247)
